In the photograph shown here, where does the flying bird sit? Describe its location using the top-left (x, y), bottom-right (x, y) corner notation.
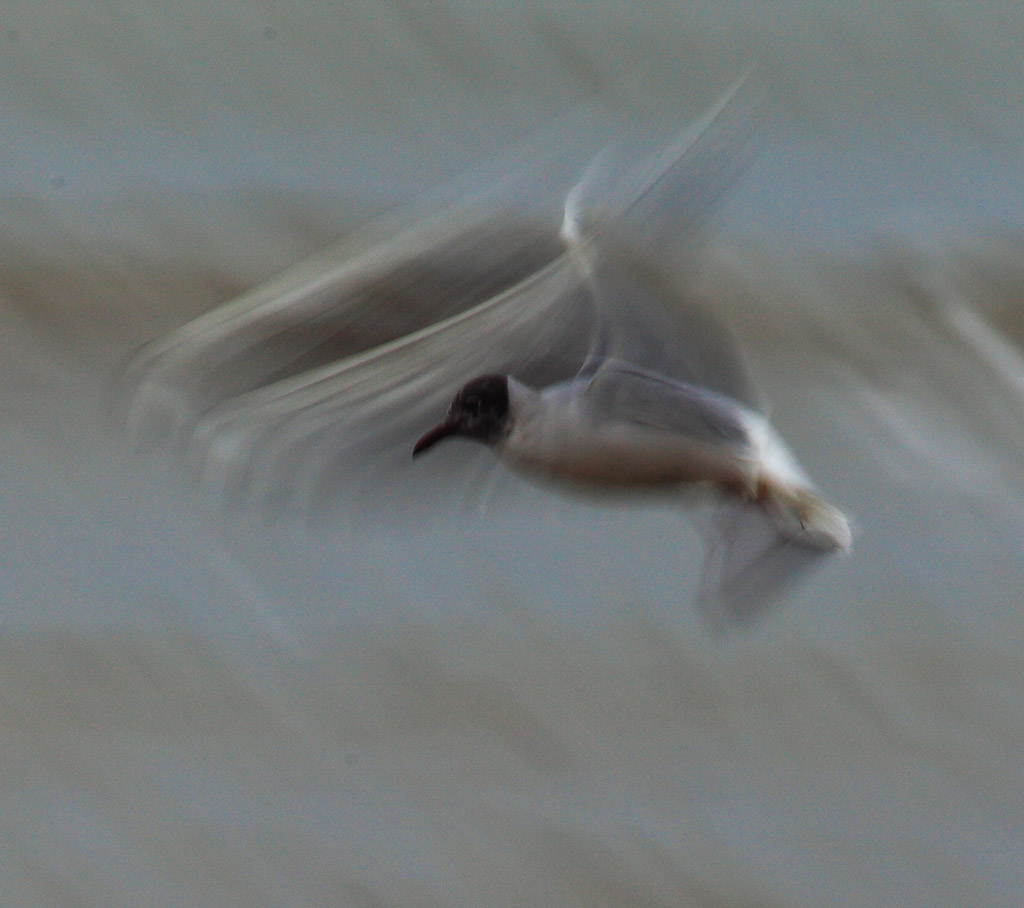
top-left (122, 72), bottom-right (850, 626)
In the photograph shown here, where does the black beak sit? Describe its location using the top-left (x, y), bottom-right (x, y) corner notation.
top-left (412, 420), bottom-right (459, 457)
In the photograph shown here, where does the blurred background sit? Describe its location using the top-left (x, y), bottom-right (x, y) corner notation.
top-left (2, 2), bottom-right (1024, 906)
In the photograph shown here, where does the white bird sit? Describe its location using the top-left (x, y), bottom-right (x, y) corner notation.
top-left (122, 72), bottom-right (850, 626)
top-left (412, 362), bottom-right (850, 554)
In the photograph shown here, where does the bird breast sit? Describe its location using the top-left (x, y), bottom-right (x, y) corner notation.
top-left (501, 407), bottom-right (756, 491)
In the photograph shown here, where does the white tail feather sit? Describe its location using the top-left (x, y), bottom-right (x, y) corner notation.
top-left (759, 479), bottom-right (852, 552)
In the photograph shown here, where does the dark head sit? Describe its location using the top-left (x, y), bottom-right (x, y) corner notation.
top-left (413, 375), bottom-right (511, 457)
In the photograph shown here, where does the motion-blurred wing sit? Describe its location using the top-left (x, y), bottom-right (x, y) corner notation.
top-left (122, 71), bottom-right (760, 517)
top-left (564, 70), bottom-right (762, 408)
top-left (583, 362), bottom-right (753, 450)
top-left (185, 257), bottom-right (593, 518)
top-left (121, 202), bottom-right (567, 442)
top-left (564, 68), bottom-right (759, 263)
top-left (582, 250), bottom-right (761, 409)
top-left (692, 501), bottom-right (831, 632)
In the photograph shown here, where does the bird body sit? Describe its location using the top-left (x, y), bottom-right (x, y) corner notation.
top-left (502, 373), bottom-right (756, 490)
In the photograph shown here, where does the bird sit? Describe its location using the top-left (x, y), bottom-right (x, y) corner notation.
top-left (121, 71), bottom-right (851, 626)
top-left (411, 363), bottom-right (851, 554)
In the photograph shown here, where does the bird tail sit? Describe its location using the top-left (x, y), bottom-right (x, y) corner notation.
top-left (758, 478), bottom-right (852, 553)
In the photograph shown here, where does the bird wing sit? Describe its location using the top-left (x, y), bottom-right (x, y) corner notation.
top-left (562, 68), bottom-right (763, 408)
top-left (121, 72), bottom-right (760, 518)
top-left (170, 254), bottom-right (594, 518)
top-left (582, 361), bottom-right (753, 450)
top-left (579, 249), bottom-right (762, 411)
